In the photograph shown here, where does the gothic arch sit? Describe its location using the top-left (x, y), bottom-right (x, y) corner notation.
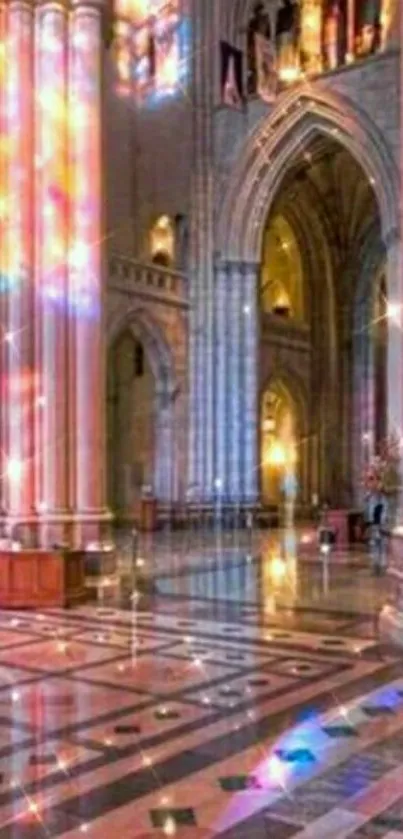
top-left (107, 306), bottom-right (179, 503)
top-left (108, 306), bottom-right (176, 394)
top-left (217, 87), bottom-right (399, 262)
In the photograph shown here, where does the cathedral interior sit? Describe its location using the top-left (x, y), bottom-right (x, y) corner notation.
top-left (0, 1), bottom-right (402, 837)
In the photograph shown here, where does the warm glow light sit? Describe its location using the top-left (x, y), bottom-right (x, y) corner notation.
top-left (270, 556), bottom-right (287, 582)
top-left (163, 816), bottom-right (176, 837)
top-left (266, 441), bottom-right (287, 466)
top-left (278, 66), bottom-right (300, 83)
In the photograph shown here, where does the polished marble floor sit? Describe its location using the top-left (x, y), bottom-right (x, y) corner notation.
top-left (0, 527), bottom-right (401, 837)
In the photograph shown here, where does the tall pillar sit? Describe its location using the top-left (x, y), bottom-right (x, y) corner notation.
top-left (215, 263), bottom-right (229, 499)
top-left (379, 230), bottom-right (403, 643)
top-left (4, 0), bottom-right (35, 531)
top-left (213, 261), bottom-right (259, 508)
top-left (379, 0), bottom-right (403, 647)
top-left (346, 0), bottom-right (355, 59)
top-left (242, 263), bottom-right (259, 504)
top-left (228, 263), bottom-right (242, 502)
top-left (0, 0), bottom-right (7, 520)
top-left (67, 0), bottom-right (110, 545)
top-left (35, 0), bottom-right (69, 544)
top-left (188, 0), bottom-right (215, 501)
top-left (0, 0), bottom-right (110, 547)
top-left (385, 228), bottom-right (402, 517)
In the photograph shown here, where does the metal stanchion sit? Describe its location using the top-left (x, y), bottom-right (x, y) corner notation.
top-left (318, 527), bottom-right (335, 596)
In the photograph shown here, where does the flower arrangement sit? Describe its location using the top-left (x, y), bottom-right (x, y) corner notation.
top-left (364, 434), bottom-right (401, 496)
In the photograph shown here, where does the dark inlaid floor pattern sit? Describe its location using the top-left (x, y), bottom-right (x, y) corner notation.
top-left (0, 579), bottom-right (398, 837)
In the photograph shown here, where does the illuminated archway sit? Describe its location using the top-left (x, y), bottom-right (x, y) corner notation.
top-left (261, 214), bottom-right (304, 320)
top-left (260, 378), bottom-right (304, 507)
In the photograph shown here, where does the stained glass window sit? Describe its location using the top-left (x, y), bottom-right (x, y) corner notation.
top-left (114, 0), bottom-right (187, 103)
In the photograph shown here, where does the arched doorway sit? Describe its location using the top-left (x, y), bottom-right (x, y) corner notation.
top-left (258, 133), bottom-right (386, 505)
top-left (107, 331), bottom-right (155, 516)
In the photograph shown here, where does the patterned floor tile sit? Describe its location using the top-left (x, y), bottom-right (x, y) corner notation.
top-left (73, 627), bottom-right (178, 654)
top-left (0, 539), bottom-right (397, 839)
top-left (267, 657), bottom-right (340, 679)
top-left (0, 638), bottom-right (124, 673)
top-left (0, 739), bottom-right (99, 787)
top-left (322, 725), bottom-right (359, 738)
top-left (184, 670), bottom-right (295, 709)
top-left (4, 677), bottom-right (144, 732)
top-left (150, 807), bottom-right (197, 828)
top-left (161, 639), bottom-right (277, 669)
top-left (77, 653), bottom-right (239, 696)
top-left (72, 698), bottom-right (213, 748)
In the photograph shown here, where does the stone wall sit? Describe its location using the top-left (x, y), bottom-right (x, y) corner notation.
top-left (104, 4), bottom-right (194, 262)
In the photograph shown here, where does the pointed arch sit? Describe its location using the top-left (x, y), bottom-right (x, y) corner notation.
top-left (107, 306), bottom-right (179, 505)
top-left (217, 86), bottom-right (399, 262)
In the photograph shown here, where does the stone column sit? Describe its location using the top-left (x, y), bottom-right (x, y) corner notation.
top-left (0, 0), bottom-right (7, 522)
top-left (213, 261), bottom-right (259, 508)
top-left (228, 263), bottom-right (242, 502)
top-left (215, 262), bottom-right (229, 499)
top-left (67, 0), bottom-right (110, 545)
top-left (379, 228), bottom-right (403, 645)
top-left (188, 0), bottom-right (215, 501)
top-left (35, 0), bottom-right (70, 545)
top-left (352, 298), bottom-right (374, 504)
top-left (4, 0), bottom-right (36, 533)
top-left (242, 263), bottom-right (259, 505)
top-left (385, 231), bottom-right (403, 447)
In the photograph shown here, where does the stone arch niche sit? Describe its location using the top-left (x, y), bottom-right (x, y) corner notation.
top-left (214, 87), bottom-right (399, 509)
top-left (107, 309), bottom-right (178, 519)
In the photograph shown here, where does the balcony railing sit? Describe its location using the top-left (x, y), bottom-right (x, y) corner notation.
top-left (108, 253), bottom-right (188, 303)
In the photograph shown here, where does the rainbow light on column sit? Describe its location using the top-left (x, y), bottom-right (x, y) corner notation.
top-left (0, 2), bottom-right (12, 295)
top-left (35, 1), bottom-right (68, 514)
top-left (69, 0), bottom-right (104, 513)
top-left (5, 0), bottom-right (34, 514)
top-left (37, 4), bottom-right (68, 310)
top-left (68, 11), bottom-right (101, 318)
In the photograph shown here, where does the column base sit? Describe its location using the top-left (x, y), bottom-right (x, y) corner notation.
top-left (68, 509), bottom-right (114, 549)
top-left (0, 509), bottom-right (114, 550)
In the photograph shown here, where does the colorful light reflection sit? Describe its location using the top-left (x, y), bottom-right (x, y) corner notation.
top-left (114, 0), bottom-right (188, 102)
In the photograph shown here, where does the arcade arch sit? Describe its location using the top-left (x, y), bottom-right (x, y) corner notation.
top-left (216, 89), bottom-right (398, 509)
top-left (106, 309), bottom-right (178, 518)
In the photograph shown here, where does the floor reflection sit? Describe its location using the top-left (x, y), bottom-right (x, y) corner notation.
top-left (0, 526), bottom-right (399, 838)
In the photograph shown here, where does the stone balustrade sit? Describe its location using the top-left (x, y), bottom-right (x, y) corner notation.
top-left (108, 253), bottom-right (188, 303)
